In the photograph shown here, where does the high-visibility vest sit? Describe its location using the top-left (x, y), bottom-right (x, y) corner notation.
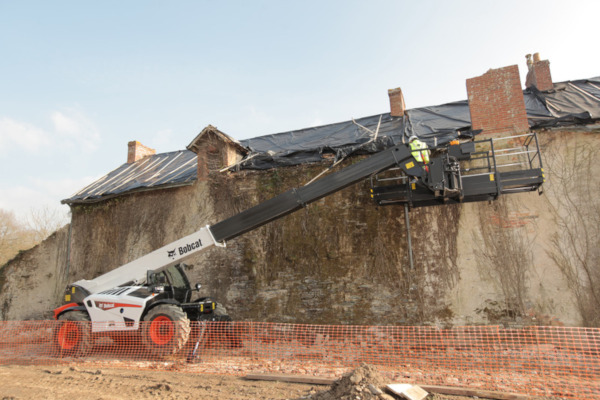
top-left (410, 139), bottom-right (430, 164)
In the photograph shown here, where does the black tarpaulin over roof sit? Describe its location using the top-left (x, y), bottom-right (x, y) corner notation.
top-left (524, 77), bottom-right (600, 127)
top-left (63, 77), bottom-right (600, 204)
top-left (239, 78), bottom-right (600, 169)
top-left (239, 100), bottom-right (472, 169)
top-left (63, 150), bottom-right (197, 204)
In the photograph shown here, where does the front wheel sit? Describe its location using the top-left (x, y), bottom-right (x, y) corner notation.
top-left (141, 304), bottom-right (190, 357)
top-left (53, 311), bottom-right (93, 357)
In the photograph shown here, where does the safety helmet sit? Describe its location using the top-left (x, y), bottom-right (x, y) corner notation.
top-left (408, 135), bottom-right (418, 142)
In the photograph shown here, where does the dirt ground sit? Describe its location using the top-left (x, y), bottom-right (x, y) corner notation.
top-left (0, 364), bottom-right (486, 400)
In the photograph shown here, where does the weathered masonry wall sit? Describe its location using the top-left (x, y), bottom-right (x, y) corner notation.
top-left (1, 128), bottom-right (599, 327)
top-left (206, 163), bottom-right (461, 325)
top-left (0, 226), bottom-right (71, 320)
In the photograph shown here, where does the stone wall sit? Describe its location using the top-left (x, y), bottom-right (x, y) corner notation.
top-left (204, 163), bottom-right (461, 325)
top-left (1, 128), bottom-right (599, 327)
top-left (0, 225), bottom-right (71, 320)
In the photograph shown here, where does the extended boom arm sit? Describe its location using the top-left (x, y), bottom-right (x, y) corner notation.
top-left (210, 144), bottom-right (421, 242)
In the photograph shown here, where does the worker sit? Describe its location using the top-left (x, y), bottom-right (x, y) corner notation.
top-left (408, 135), bottom-right (430, 164)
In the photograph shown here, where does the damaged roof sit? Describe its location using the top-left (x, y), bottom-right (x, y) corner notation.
top-left (63, 77), bottom-right (600, 205)
top-left (238, 101), bottom-right (471, 169)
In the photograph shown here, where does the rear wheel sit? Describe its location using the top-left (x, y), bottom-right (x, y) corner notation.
top-left (213, 303), bottom-right (242, 348)
top-left (142, 304), bottom-right (190, 357)
top-left (53, 311), bottom-right (93, 357)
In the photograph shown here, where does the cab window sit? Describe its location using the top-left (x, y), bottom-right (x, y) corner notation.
top-left (164, 265), bottom-right (189, 289)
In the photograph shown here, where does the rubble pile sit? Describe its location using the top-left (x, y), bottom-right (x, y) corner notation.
top-left (306, 364), bottom-right (395, 400)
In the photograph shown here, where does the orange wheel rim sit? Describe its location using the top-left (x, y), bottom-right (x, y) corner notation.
top-left (57, 321), bottom-right (80, 350)
top-left (149, 316), bottom-right (174, 345)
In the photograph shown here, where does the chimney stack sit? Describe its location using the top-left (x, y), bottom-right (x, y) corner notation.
top-left (466, 65), bottom-right (529, 136)
top-left (525, 52), bottom-right (553, 91)
top-left (127, 141), bottom-right (156, 163)
top-left (388, 87), bottom-right (406, 117)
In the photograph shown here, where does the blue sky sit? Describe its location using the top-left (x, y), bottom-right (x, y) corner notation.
top-left (1, 0), bottom-right (598, 223)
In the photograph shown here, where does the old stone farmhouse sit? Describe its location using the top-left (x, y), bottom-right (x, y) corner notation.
top-left (1, 54), bottom-right (599, 327)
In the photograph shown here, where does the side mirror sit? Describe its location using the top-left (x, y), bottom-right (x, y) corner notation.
top-left (195, 283), bottom-right (202, 291)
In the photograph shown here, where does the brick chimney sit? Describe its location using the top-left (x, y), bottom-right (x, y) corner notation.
top-left (388, 87), bottom-right (406, 117)
top-left (127, 141), bottom-right (156, 163)
top-left (466, 65), bottom-right (529, 136)
top-left (525, 52), bottom-right (553, 91)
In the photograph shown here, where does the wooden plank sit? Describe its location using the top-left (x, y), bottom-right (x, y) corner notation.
top-left (244, 373), bottom-right (335, 386)
top-left (244, 374), bottom-right (531, 400)
top-left (386, 384), bottom-right (428, 400)
top-left (419, 385), bottom-right (530, 400)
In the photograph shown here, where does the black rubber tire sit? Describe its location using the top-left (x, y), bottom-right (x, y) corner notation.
top-left (141, 304), bottom-right (190, 357)
top-left (213, 303), bottom-right (242, 348)
top-left (53, 311), bottom-right (93, 357)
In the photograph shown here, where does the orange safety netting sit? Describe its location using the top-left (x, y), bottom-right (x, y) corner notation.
top-left (0, 321), bottom-right (598, 399)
